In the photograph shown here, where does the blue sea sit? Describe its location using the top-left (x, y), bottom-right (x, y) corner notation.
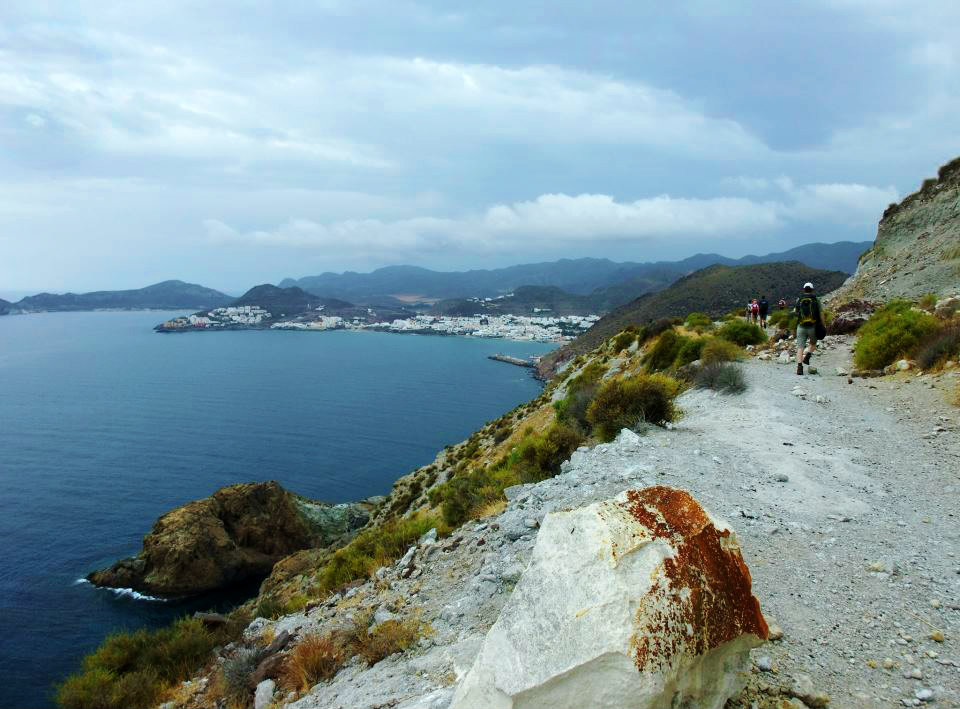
top-left (0, 311), bottom-right (554, 709)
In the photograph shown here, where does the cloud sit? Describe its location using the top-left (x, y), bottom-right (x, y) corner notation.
top-left (205, 178), bottom-right (893, 257)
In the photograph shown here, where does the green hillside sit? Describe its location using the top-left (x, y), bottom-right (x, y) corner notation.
top-left (539, 261), bottom-right (848, 375)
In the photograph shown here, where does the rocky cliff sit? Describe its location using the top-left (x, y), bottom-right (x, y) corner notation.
top-left (829, 156), bottom-right (960, 305)
top-left (87, 481), bottom-right (374, 596)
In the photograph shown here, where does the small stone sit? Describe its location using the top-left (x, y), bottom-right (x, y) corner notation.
top-left (773, 474), bottom-right (789, 483)
top-left (904, 667), bottom-right (923, 680)
top-left (929, 598), bottom-right (941, 609)
top-left (915, 688), bottom-right (934, 702)
top-left (929, 630), bottom-right (945, 643)
top-left (868, 562), bottom-right (886, 572)
top-left (755, 655), bottom-right (773, 672)
top-left (523, 518), bottom-right (538, 529)
top-left (882, 657), bottom-right (896, 669)
top-left (768, 624), bottom-right (784, 641)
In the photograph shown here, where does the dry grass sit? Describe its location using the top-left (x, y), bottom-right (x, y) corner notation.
top-left (280, 634), bottom-right (346, 692)
top-left (474, 498), bottom-right (508, 518)
top-left (347, 612), bottom-right (425, 666)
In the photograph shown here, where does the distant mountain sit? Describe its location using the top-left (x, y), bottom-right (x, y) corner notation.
top-left (280, 241), bottom-right (871, 304)
top-left (538, 261), bottom-right (849, 375)
top-left (0, 297), bottom-right (12, 316)
top-left (230, 284), bottom-right (329, 315)
top-left (13, 280), bottom-right (233, 313)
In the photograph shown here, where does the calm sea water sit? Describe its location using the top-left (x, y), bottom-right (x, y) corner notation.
top-left (0, 311), bottom-right (553, 709)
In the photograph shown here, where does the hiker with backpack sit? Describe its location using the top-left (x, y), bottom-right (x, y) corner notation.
top-left (751, 299), bottom-right (760, 324)
top-left (794, 282), bottom-right (825, 375)
top-left (758, 296), bottom-right (769, 328)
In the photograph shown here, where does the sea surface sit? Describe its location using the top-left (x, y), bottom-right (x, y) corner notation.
top-left (0, 311), bottom-right (554, 709)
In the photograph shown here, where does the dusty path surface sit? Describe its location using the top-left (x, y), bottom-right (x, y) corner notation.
top-left (245, 335), bottom-right (960, 709)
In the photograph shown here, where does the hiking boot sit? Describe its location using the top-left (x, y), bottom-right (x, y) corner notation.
top-left (796, 363), bottom-right (804, 375)
top-left (803, 351), bottom-right (812, 365)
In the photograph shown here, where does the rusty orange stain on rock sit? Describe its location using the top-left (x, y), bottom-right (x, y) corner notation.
top-left (622, 486), bottom-right (768, 672)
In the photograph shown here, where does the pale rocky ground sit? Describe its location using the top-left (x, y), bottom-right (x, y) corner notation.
top-left (222, 335), bottom-right (959, 709)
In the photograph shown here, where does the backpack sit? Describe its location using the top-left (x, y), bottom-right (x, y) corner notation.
top-left (797, 294), bottom-right (817, 325)
top-left (752, 302), bottom-right (759, 314)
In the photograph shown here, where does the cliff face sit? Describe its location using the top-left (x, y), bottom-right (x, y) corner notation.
top-left (830, 157), bottom-right (960, 304)
top-left (88, 481), bottom-right (373, 596)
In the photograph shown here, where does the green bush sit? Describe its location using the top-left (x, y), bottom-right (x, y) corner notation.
top-left (674, 337), bottom-right (706, 367)
top-left (684, 312), bottom-right (714, 333)
top-left (700, 337), bottom-right (743, 364)
top-left (768, 309), bottom-right (797, 331)
top-left (610, 330), bottom-right (637, 353)
top-left (853, 300), bottom-right (941, 370)
top-left (644, 330), bottom-right (689, 372)
top-left (434, 423), bottom-right (583, 526)
top-left (56, 616), bottom-right (245, 709)
top-left (319, 514), bottom-right (442, 591)
top-left (554, 361), bottom-right (606, 432)
top-left (717, 320), bottom-right (767, 346)
top-left (915, 323), bottom-right (960, 370)
top-left (918, 293), bottom-right (937, 311)
top-left (511, 424), bottom-right (584, 483)
top-left (586, 374), bottom-right (681, 442)
top-left (695, 362), bottom-right (747, 394)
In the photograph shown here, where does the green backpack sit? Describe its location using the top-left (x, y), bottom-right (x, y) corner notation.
top-left (797, 295), bottom-right (817, 325)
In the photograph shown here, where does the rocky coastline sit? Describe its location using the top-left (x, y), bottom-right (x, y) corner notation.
top-left (87, 482), bottom-right (377, 597)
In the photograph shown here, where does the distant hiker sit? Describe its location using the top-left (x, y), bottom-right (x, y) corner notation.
top-left (745, 302), bottom-right (753, 321)
top-left (758, 296), bottom-right (769, 328)
top-left (794, 282), bottom-right (823, 375)
top-left (778, 297), bottom-right (787, 311)
top-left (751, 299), bottom-right (760, 324)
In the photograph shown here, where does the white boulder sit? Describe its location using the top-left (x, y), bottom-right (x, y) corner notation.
top-left (254, 679), bottom-right (276, 709)
top-left (449, 486), bottom-right (768, 709)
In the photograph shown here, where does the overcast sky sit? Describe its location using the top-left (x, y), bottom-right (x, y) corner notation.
top-left (2, 1), bottom-right (959, 295)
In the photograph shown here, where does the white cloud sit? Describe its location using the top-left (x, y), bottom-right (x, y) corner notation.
top-left (205, 178), bottom-right (892, 257)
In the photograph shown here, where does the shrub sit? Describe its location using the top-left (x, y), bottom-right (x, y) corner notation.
top-left (674, 337), bottom-right (706, 367)
top-left (717, 320), bottom-right (767, 346)
top-left (57, 615), bottom-right (245, 709)
top-left (915, 323), bottom-right (960, 370)
top-left (348, 614), bottom-right (423, 666)
top-left (511, 424), bottom-right (584, 483)
top-left (434, 423), bottom-right (583, 525)
top-left (610, 330), bottom-right (637, 353)
top-left (222, 646), bottom-right (262, 705)
top-left (695, 362), bottom-right (747, 394)
top-left (684, 312), bottom-right (714, 333)
top-left (768, 309), bottom-right (797, 331)
top-left (554, 361), bottom-right (606, 432)
top-left (281, 634), bottom-right (345, 691)
top-left (318, 514), bottom-right (442, 592)
top-left (918, 293), bottom-right (938, 311)
top-left (853, 300), bottom-right (941, 370)
top-left (700, 337), bottom-right (742, 364)
top-left (644, 330), bottom-right (688, 372)
top-left (586, 374), bottom-right (681, 442)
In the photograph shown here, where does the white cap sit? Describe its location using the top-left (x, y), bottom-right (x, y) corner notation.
top-left (803, 282), bottom-right (813, 289)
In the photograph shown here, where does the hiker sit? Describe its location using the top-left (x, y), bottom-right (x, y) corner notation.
top-left (758, 295), bottom-right (769, 328)
top-left (751, 299), bottom-right (760, 324)
top-left (745, 301), bottom-right (753, 321)
top-left (778, 297), bottom-right (787, 312)
top-left (794, 282), bottom-right (824, 375)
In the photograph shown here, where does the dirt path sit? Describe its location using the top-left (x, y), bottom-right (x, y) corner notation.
top-left (669, 336), bottom-right (960, 708)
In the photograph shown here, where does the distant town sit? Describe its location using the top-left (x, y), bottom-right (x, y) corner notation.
top-left (157, 304), bottom-right (599, 343)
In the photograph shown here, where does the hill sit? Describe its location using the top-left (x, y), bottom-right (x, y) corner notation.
top-left (538, 261), bottom-right (848, 375)
top-left (0, 298), bottom-right (11, 316)
top-left (13, 280), bottom-right (233, 313)
top-left (829, 156), bottom-right (960, 305)
top-left (280, 241), bottom-right (869, 304)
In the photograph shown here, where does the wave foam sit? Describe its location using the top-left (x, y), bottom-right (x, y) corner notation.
top-left (74, 578), bottom-right (167, 602)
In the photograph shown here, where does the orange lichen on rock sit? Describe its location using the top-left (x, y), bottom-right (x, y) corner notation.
top-left (622, 486), bottom-right (768, 672)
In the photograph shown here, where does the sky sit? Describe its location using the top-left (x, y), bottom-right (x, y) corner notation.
top-left (2, 1), bottom-right (959, 295)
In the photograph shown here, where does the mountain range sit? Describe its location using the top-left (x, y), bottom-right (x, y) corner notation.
top-left (279, 241), bottom-right (870, 303)
top-left (8, 280), bottom-right (233, 314)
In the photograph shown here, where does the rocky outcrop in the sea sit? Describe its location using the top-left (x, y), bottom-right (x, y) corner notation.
top-left (87, 481), bottom-right (374, 596)
top-left (830, 156), bottom-right (960, 305)
top-left (450, 486), bottom-right (768, 709)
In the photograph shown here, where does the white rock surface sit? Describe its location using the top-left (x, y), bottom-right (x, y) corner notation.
top-left (254, 679), bottom-right (276, 709)
top-left (449, 487), bottom-right (767, 709)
